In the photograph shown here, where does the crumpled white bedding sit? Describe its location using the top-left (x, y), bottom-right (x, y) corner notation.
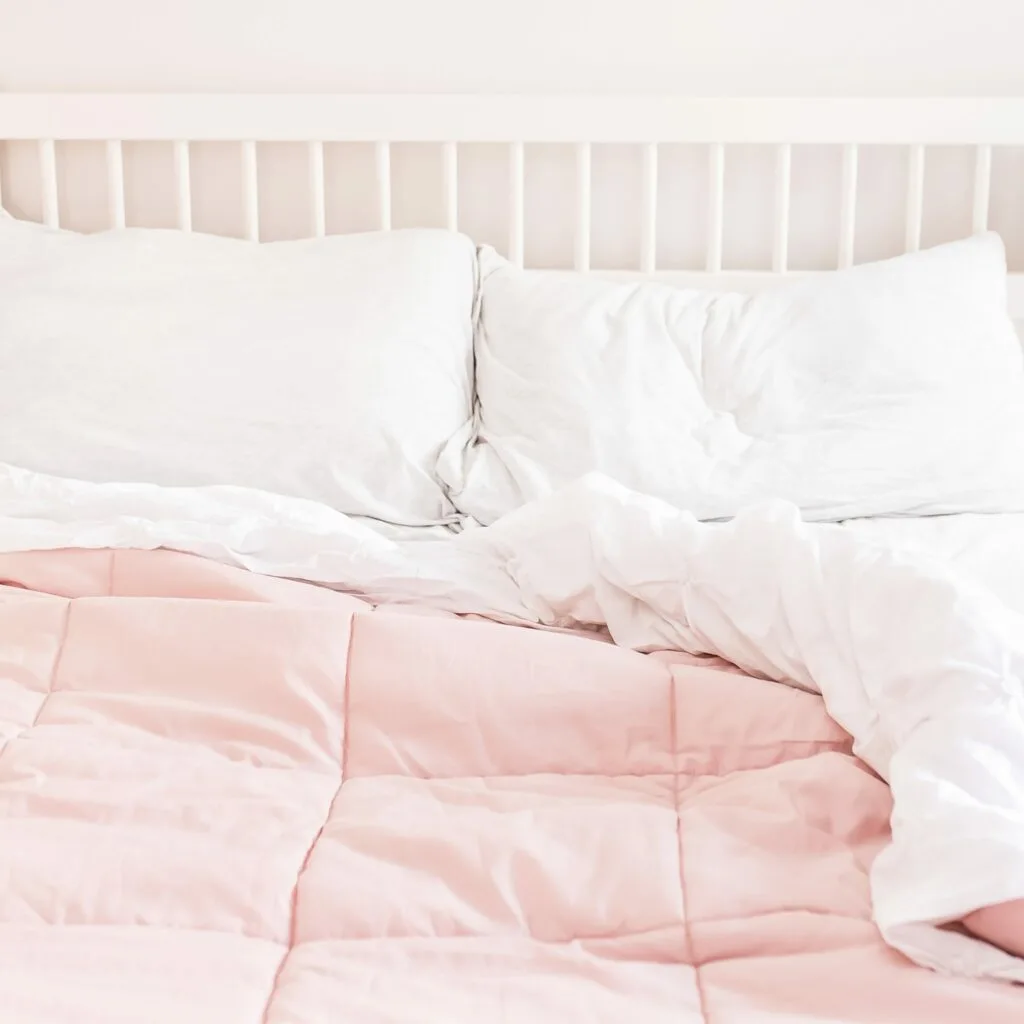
top-left (1, 462), bottom-right (1023, 982)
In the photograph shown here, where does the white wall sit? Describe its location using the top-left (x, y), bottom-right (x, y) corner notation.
top-left (3, 1), bottom-right (1024, 271)
top-left (4, 0), bottom-right (1024, 96)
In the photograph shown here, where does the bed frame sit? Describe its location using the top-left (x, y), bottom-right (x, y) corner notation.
top-left (1, 94), bottom-right (1023, 314)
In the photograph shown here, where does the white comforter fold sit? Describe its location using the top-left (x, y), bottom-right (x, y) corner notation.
top-left (1, 463), bottom-right (1023, 981)
top-left (484, 476), bottom-right (1024, 981)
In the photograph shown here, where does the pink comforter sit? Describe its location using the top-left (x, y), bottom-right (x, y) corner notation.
top-left (1, 547), bottom-right (1021, 1022)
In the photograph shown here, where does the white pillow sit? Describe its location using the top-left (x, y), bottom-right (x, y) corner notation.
top-left (442, 234), bottom-right (1024, 524)
top-left (0, 218), bottom-right (476, 526)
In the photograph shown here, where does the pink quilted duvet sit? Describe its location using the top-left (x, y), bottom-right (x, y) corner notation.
top-left (1, 547), bottom-right (1021, 1022)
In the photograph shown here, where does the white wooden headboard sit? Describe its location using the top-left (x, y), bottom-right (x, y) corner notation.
top-left (2, 94), bottom-right (1023, 313)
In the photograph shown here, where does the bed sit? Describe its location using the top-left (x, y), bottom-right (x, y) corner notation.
top-left (0, 93), bottom-right (1023, 1023)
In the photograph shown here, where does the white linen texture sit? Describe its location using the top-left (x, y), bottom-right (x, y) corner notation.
top-left (442, 233), bottom-right (1024, 524)
top-left (0, 217), bottom-right (477, 527)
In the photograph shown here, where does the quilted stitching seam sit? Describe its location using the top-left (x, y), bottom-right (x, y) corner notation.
top-left (258, 612), bottom-right (359, 1024)
top-left (672, 670), bottom-right (712, 1024)
top-left (0, 599), bottom-right (71, 775)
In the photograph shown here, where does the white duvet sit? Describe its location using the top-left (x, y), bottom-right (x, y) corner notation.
top-left (1, 462), bottom-right (1023, 983)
